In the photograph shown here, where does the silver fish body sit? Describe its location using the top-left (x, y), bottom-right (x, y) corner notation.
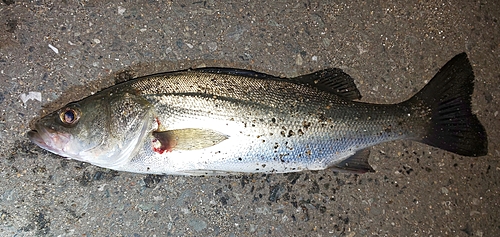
top-left (28, 53), bottom-right (488, 175)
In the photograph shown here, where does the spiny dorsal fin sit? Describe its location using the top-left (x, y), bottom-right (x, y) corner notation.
top-left (192, 67), bottom-right (279, 79)
top-left (293, 68), bottom-right (362, 100)
top-left (152, 128), bottom-right (229, 152)
top-left (330, 148), bottom-right (374, 173)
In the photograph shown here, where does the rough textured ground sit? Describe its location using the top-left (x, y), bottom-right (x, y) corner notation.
top-left (1, 0), bottom-right (499, 236)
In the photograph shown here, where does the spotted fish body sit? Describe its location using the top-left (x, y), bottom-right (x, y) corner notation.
top-left (28, 53), bottom-right (487, 175)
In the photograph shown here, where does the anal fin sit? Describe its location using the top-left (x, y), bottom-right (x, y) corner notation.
top-left (330, 148), bottom-right (374, 173)
top-left (152, 128), bottom-right (229, 153)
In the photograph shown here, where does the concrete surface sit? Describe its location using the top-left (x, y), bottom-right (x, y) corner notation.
top-left (1, 0), bottom-right (499, 236)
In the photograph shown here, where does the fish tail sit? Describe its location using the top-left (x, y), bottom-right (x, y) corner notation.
top-left (406, 53), bottom-right (487, 156)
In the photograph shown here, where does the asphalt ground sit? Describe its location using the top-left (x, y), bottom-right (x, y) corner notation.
top-left (1, 0), bottom-right (499, 236)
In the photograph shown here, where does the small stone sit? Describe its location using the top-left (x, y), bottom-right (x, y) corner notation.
top-left (249, 224), bottom-right (257, 232)
top-left (207, 42), bottom-right (217, 52)
top-left (322, 38), bottom-right (331, 47)
top-left (118, 6), bottom-right (126, 15)
top-left (188, 218), bottom-right (207, 232)
top-left (295, 54), bottom-right (303, 65)
top-left (471, 198), bottom-right (480, 205)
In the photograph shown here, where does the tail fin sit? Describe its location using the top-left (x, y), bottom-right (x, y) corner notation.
top-left (407, 53), bottom-right (487, 156)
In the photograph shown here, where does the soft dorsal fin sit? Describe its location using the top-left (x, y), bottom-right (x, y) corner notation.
top-left (330, 148), bottom-right (374, 173)
top-left (293, 68), bottom-right (362, 100)
top-left (152, 128), bottom-right (229, 153)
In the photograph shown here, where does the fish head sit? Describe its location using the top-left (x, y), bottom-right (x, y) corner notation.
top-left (28, 91), bottom-right (155, 168)
top-left (28, 99), bottom-right (109, 160)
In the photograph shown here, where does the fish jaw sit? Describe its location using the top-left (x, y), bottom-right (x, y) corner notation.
top-left (28, 125), bottom-right (73, 158)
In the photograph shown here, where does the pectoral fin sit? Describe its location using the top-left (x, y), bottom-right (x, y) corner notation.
top-left (152, 128), bottom-right (229, 153)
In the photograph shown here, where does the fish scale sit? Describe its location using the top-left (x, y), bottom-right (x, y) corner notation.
top-left (28, 53), bottom-right (488, 175)
top-left (117, 73), bottom-right (413, 174)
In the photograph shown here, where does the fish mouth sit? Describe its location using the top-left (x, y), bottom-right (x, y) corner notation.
top-left (28, 126), bottom-right (72, 157)
top-left (27, 129), bottom-right (45, 146)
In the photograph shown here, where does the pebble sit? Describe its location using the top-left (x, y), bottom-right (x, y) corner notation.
top-left (118, 6), bottom-right (126, 15)
top-left (188, 218), bottom-right (207, 232)
top-left (295, 54), bottom-right (303, 65)
top-left (207, 42), bottom-right (217, 52)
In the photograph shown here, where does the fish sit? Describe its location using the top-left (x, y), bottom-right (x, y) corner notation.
top-left (28, 53), bottom-right (488, 175)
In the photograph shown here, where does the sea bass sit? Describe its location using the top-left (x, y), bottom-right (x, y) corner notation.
top-left (28, 53), bottom-right (488, 175)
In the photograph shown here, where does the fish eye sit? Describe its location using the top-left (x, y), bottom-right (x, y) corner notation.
top-left (59, 107), bottom-right (80, 126)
